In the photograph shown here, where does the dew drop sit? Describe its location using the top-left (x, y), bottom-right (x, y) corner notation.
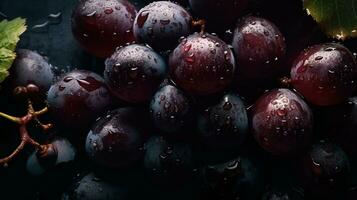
top-left (86, 11), bottom-right (96, 17)
top-left (104, 8), bottom-right (113, 14)
top-left (315, 56), bottom-right (323, 60)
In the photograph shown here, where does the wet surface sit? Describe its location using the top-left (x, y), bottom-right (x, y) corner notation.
top-left (0, 0), bottom-right (96, 70)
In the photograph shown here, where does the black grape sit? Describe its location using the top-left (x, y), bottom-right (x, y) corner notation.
top-left (47, 70), bottom-right (112, 132)
top-left (150, 84), bottom-right (193, 135)
top-left (86, 107), bottom-right (151, 168)
top-left (26, 138), bottom-right (76, 176)
top-left (133, 1), bottom-right (192, 51)
top-left (10, 49), bottom-right (54, 93)
top-left (143, 136), bottom-right (197, 187)
top-left (197, 93), bottom-right (248, 163)
top-left (61, 172), bottom-right (129, 200)
top-left (299, 141), bottom-right (351, 198)
top-left (71, 0), bottom-right (137, 58)
top-left (200, 157), bottom-right (263, 200)
top-left (104, 44), bottom-right (167, 103)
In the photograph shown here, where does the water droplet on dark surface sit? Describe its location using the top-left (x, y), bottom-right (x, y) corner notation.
top-left (137, 11), bottom-right (149, 28)
top-left (31, 21), bottom-right (50, 33)
top-left (77, 77), bottom-right (103, 92)
top-left (48, 12), bottom-right (62, 24)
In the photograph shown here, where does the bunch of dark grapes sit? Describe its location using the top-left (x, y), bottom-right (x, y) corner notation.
top-left (1, 0), bottom-right (357, 200)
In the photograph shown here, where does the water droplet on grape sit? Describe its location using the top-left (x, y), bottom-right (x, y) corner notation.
top-left (104, 8), bottom-right (113, 14)
top-left (315, 56), bottom-right (323, 60)
top-left (137, 11), bottom-right (149, 28)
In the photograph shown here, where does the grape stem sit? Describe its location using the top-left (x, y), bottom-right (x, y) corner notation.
top-left (0, 89), bottom-right (53, 167)
top-left (192, 19), bottom-right (206, 34)
top-left (279, 76), bottom-right (292, 88)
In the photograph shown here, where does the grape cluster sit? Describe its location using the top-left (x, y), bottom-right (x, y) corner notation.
top-left (1, 0), bottom-right (357, 200)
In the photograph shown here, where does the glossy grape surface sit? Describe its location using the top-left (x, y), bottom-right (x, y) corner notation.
top-left (47, 70), bottom-right (112, 131)
top-left (61, 173), bottom-right (128, 200)
top-left (200, 157), bottom-right (263, 200)
top-left (86, 107), bottom-right (151, 168)
top-left (71, 0), bottom-right (137, 58)
top-left (251, 89), bottom-right (313, 156)
top-left (144, 136), bottom-right (196, 186)
top-left (10, 49), bottom-right (54, 93)
top-left (197, 93), bottom-right (248, 162)
top-left (26, 138), bottom-right (76, 176)
top-left (299, 141), bottom-right (351, 198)
top-left (150, 84), bottom-right (193, 134)
top-left (169, 32), bottom-right (236, 96)
top-left (133, 1), bottom-right (192, 51)
top-left (291, 43), bottom-right (357, 106)
top-left (104, 44), bottom-right (167, 103)
top-left (232, 16), bottom-right (286, 81)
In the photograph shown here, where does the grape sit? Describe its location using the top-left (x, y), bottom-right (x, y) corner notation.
top-left (200, 157), bottom-right (263, 200)
top-left (150, 84), bottom-right (193, 135)
top-left (10, 49), bottom-right (54, 93)
top-left (188, 0), bottom-right (248, 29)
top-left (86, 107), bottom-right (151, 168)
top-left (232, 16), bottom-right (286, 81)
top-left (251, 89), bottom-right (313, 156)
top-left (104, 44), bottom-right (168, 103)
top-left (26, 138), bottom-right (76, 176)
top-left (291, 43), bottom-right (357, 106)
top-left (143, 136), bottom-right (196, 186)
top-left (169, 32), bottom-right (236, 96)
top-left (61, 172), bottom-right (128, 200)
top-left (299, 141), bottom-right (351, 198)
top-left (317, 97), bottom-right (357, 155)
top-left (197, 93), bottom-right (248, 163)
top-left (133, 1), bottom-right (192, 51)
top-left (71, 0), bottom-right (137, 58)
top-left (262, 187), bottom-right (304, 200)
top-left (47, 70), bottom-right (112, 131)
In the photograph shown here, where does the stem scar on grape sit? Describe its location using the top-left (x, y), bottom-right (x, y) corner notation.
top-left (192, 19), bottom-right (206, 34)
top-left (0, 84), bottom-right (53, 167)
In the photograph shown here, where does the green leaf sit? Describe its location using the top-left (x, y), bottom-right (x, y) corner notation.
top-left (0, 18), bottom-right (27, 83)
top-left (303, 0), bottom-right (357, 40)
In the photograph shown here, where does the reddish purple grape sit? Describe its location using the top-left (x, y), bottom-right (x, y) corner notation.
top-left (104, 44), bottom-right (167, 103)
top-left (197, 93), bottom-right (248, 162)
top-left (86, 107), bottom-right (151, 168)
top-left (232, 16), bottom-right (286, 81)
top-left (188, 0), bottom-right (248, 29)
top-left (251, 89), bottom-right (313, 156)
top-left (71, 0), bottom-right (137, 58)
top-left (47, 70), bottom-right (112, 131)
top-left (169, 32), bottom-right (236, 96)
top-left (143, 136), bottom-right (196, 186)
top-left (133, 1), bottom-right (192, 51)
top-left (291, 43), bottom-right (357, 106)
top-left (150, 84), bottom-right (193, 135)
top-left (10, 49), bottom-right (54, 93)
top-left (299, 141), bottom-right (351, 198)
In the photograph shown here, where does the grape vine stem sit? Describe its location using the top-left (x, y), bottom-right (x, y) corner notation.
top-left (0, 98), bottom-right (52, 167)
